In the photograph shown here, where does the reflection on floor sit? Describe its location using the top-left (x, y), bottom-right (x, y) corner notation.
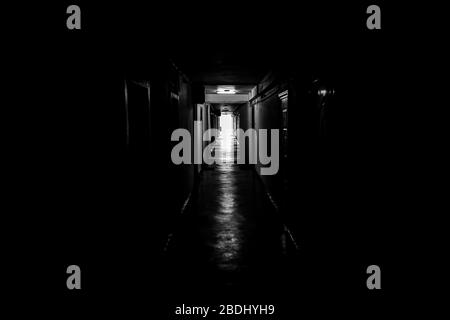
top-left (165, 131), bottom-right (295, 302)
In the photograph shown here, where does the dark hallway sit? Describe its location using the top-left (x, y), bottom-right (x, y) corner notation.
top-left (165, 128), bottom-right (295, 298)
top-left (7, 2), bottom-right (424, 319)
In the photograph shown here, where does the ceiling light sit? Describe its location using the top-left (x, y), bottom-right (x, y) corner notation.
top-left (217, 89), bottom-right (236, 94)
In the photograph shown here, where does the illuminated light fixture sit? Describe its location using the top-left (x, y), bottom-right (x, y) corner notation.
top-left (318, 87), bottom-right (335, 97)
top-left (217, 88), bottom-right (237, 94)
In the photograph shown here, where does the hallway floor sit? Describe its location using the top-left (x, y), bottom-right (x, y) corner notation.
top-left (165, 132), bottom-right (295, 301)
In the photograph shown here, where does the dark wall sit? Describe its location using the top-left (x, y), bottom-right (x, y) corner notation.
top-left (254, 90), bottom-right (283, 201)
top-left (281, 32), bottom-right (404, 307)
top-left (30, 48), bottom-right (197, 301)
top-left (235, 52), bottom-right (399, 305)
top-left (124, 62), bottom-right (196, 245)
top-left (238, 102), bottom-right (252, 132)
top-left (236, 74), bottom-right (285, 204)
top-left (236, 102), bottom-right (253, 170)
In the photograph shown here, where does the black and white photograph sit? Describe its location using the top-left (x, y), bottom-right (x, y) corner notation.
top-left (3, 1), bottom-right (444, 318)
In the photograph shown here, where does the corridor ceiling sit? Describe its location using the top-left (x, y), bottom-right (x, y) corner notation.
top-left (172, 50), bottom-right (271, 85)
